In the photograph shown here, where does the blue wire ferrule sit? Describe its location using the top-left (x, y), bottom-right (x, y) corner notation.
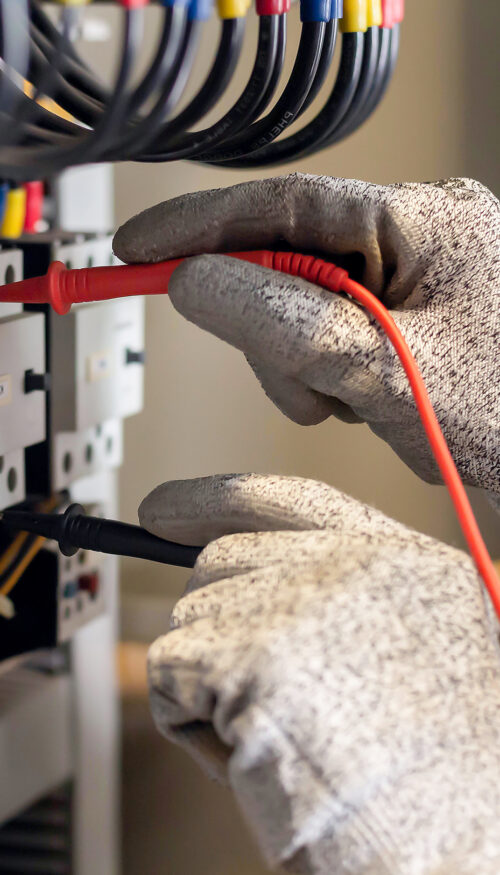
top-left (0, 183), bottom-right (8, 226)
top-left (160, 0), bottom-right (191, 8)
top-left (300, 0), bottom-right (336, 22)
top-left (188, 0), bottom-right (214, 19)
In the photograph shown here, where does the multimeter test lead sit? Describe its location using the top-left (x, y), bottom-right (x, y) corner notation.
top-left (0, 504), bottom-right (202, 569)
top-left (1, 249), bottom-right (499, 619)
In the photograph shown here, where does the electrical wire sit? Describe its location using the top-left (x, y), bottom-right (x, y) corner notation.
top-left (104, 9), bottom-right (196, 160)
top-left (337, 22), bottom-right (396, 140)
top-left (320, 22), bottom-right (380, 146)
top-left (154, 18), bottom-right (245, 139)
top-left (0, 7), bottom-right (144, 180)
top-left (140, 13), bottom-right (285, 162)
top-left (0, 0), bottom-right (31, 145)
top-left (0, 494), bottom-right (64, 600)
top-left (0, 537), bottom-right (45, 598)
top-left (221, 28), bottom-right (364, 167)
top-left (198, 19), bottom-right (326, 163)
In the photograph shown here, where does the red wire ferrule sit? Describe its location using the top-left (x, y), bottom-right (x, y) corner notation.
top-left (23, 181), bottom-right (44, 234)
top-left (118, 0), bottom-right (149, 8)
top-left (393, 0), bottom-right (404, 23)
top-left (256, 0), bottom-right (290, 14)
top-left (381, 0), bottom-right (394, 27)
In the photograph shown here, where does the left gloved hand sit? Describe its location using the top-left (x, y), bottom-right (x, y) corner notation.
top-left (113, 175), bottom-right (500, 507)
top-left (143, 473), bottom-right (500, 875)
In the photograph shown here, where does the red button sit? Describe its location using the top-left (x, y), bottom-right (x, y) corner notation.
top-left (78, 573), bottom-right (99, 599)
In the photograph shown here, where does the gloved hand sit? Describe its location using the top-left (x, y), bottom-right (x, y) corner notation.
top-left (143, 473), bottom-right (500, 875)
top-left (114, 175), bottom-right (500, 508)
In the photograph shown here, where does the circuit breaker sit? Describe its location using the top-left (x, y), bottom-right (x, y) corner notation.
top-left (0, 249), bottom-right (47, 508)
top-left (17, 233), bottom-right (145, 493)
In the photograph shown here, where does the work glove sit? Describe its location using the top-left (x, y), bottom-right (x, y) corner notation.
top-left (143, 473), bottom-right (500, 875)
top-left (114, 175), bottom-right (500, 509)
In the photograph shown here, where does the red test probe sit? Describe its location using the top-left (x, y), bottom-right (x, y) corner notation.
top-left (2, 251), bottom-right (499, 618)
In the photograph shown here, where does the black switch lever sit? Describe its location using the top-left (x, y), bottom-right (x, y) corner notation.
top-left (24, 369), bottom-right (51, 393)
top-left (125, 348), bottom-right (146, 365)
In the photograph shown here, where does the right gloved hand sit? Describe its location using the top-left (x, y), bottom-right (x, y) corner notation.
top-left (143, 473), bottom-right (500, 875)
top-left (114, 174), bottom-right (500, 508)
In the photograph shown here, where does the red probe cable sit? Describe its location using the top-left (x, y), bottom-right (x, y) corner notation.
top-left (2, 251), bottom-right (499, 617)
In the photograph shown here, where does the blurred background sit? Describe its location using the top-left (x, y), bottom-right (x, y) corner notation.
top-left (79, 2), bottom-right (500, 872)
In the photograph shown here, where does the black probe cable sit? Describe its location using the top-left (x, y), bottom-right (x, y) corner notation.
top-left (213, 27), bottom-right (364, 167)
top-left (0, 505), bottom-right (202, 570)
top-left (139, 14), bottom-right (284, 162)
top-left (196, 19), bottom-right (326, 164)
top-left (0, 7), bottom-right (144, 181)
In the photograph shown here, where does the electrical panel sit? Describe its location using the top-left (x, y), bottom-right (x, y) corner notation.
top-left (0, 231), bottom-right (145, 661)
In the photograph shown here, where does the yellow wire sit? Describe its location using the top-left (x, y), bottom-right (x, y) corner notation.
top-left (0, 532), bottom-right (29, 576)
top-left (0, 493), bottom-right (62, 595)
top-left (0, 537), bottom-right (46, 598)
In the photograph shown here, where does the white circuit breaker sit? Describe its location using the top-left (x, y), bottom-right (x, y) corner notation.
top-left (0, 249), bottom-right (47, 508)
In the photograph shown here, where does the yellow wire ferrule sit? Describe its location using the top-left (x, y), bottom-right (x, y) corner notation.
top-left (216, 0), bottom-right (249, 17)
top-left (366, 0), bottom-right (382, 27)
top-left (1, 188), bottom-right (27, 239)
top-left (340, 0), bottom-right (367, 32)
top-left (53, 0), bottom-right (92, 6)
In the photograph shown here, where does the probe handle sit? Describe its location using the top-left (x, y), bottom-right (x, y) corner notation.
top-left (62, 511), bottom-right (202, 568)
top-left (0, 505), bottom-right (202, 569)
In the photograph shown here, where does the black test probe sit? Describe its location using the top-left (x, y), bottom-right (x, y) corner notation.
top-left (0, 504), bottom-right (202, 570)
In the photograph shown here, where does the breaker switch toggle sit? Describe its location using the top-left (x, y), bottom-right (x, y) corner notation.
top-left (24, 369), bottom-right (51, 394)
top-left (125, 348), bottom-right (146, 365)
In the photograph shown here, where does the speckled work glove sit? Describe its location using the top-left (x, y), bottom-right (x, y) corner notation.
top-left (114, 175), bottom-right (500, 509)
top-left (143, 473), bottom-right (500, 875)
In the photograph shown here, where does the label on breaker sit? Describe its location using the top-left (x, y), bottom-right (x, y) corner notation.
top-left (0, 375), bottom-right (12, 406)
top-left (87, 350), bottom-right (113, 382)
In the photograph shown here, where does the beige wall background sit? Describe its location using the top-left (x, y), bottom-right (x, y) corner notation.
top-left (107, 0), bottom-right (499, 605)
